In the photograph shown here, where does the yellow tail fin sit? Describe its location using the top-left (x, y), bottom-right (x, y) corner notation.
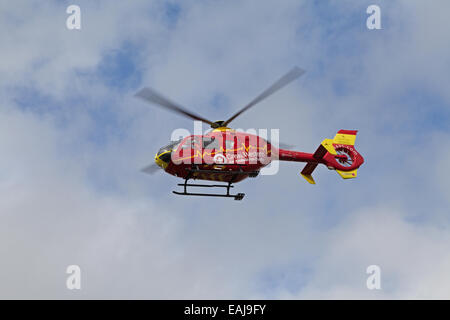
top-left (336, 169), bottom-right (358, 179)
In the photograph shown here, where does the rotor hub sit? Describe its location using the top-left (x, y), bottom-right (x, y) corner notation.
top-left (334, 147), bottom-right (354, 167)
top-left (211, 120), bottom-right (226, 128)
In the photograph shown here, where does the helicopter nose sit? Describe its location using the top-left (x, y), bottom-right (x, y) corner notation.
top-left (154, 150), bottom-right (171, 169)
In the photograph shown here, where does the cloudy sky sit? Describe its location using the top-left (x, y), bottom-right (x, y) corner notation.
top-left (1, 0), bottom-right (449, 299)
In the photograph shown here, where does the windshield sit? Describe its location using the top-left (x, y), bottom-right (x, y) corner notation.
top-left (202, 137), bottom-right (220, 149)
top-left (157, 139), bottom-right (182, 155)
top-left (180, 137), bottom-right (201, 149)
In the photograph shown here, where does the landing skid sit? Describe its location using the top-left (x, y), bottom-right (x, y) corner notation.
top-left (171, 165), bottom-right (259, 200)
top-left (173, 181), bottom-right (245, 200)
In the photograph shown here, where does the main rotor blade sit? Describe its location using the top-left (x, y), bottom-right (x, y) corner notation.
top-left (135, 87), bottom-right (215, 126)
top-left (268, 140), bottom-right (296, 150)
top-left (141, 163), bottom-right (162, 175)
top-left (223, 67), bottom-right (305, 127)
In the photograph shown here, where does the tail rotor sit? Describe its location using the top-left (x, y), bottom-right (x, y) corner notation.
top-left (300, 130), bottom-right (364, 184)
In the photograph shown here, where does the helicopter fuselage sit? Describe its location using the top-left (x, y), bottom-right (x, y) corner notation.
top-left (155, 129), bottom-right (272, 183)
top-left (154, 128), bottom-right (358, 184)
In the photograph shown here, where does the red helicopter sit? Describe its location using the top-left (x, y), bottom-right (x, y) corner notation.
top-left (135, 67), bottom-right (364, 200)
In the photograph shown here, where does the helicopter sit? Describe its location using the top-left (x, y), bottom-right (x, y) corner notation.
top-left (135, 67), bottom-right (364, 200)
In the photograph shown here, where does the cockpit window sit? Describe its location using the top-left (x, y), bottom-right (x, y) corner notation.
top-left (181, 137), bottom-right (200, 149)
top-left (225, 140), bottom-right (235, 149)
top-left (158, 139), bottom-right (182, 155)
top-left (203, 137), bottom-right (220, 150)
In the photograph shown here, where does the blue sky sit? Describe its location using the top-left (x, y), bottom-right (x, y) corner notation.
top-left (1, 0), bottom-right (450, 299)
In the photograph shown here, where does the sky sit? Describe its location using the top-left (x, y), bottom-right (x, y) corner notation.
top-left (0, 0), bottom-right (449, 299)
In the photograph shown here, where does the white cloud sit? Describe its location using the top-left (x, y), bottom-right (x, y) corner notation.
top-left (289, 206), bottom-right (450, 299)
